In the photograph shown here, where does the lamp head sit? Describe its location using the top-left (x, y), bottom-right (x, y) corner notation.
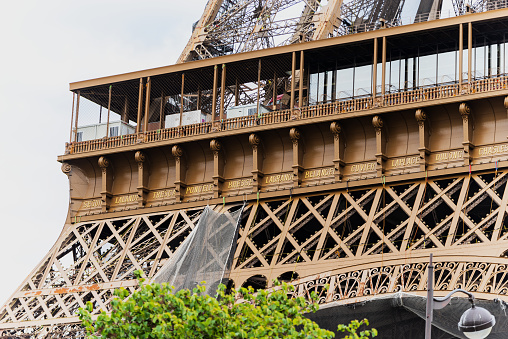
top-left (458, 305), bottom-right (495, 339)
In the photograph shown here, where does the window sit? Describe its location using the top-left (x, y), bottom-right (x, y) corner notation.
top-left (76, 132), bottom-right (83, 142)
top-left (248, 108), bottom-right (257, 116)
top-left (110, 126), bottom-right (119, 137)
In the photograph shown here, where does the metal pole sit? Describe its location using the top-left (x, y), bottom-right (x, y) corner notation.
top-left (69, 92), bottom-right (75, 144)
top-left (257, 59), bottom-right (262, 114)
top-left (373, 38), bottom-right (378, 97)
top-left (106, 85), bottom-right (112, 138)
top-left (144, 77), bottom-right (151, 133)
top-left (272, 72), bottom-right (277, 110)
top-left (136, 78), bottom-right (143, 135)
top-left (299, 50), bottom-right (304, 108)
top-left (381, 36), bottom-right (386, 96)
top-left (425, 253), bottom-right (434, 339)
top-left (220, 64), bottom-right (226, 120)
top-left (74, 91), bottom-right (80, 142)
top-left (212, 65), bottom-right (218, 121)
top-left (291, 52), bottom-right (296, 110)
top-left (459, 23), bottom-right (464, 84)
top-left (159, 90), bottom-right (165, 130)
top-left (468, 22), bottom-right (472, 83)
top-left (235, 79), bottom-right (239, 106)
top-left (180, 73), bottom-right (185, 127)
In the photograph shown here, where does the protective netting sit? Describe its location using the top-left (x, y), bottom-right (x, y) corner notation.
top-left (152, 205), bottom-right (244, 296)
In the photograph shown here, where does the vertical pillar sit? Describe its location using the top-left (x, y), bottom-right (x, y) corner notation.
top-left (373, 38), bottom-right (378, 97)
top-left (459, 103), bottom-right (474, 165)
top-left (179, 74), bottom-right (185, 127)
top-left (289, 128), bottom-right (304, 187)
top-left (135, 151), bottom-right (149, 207)
top-left (272, 72), bottom-right (277, 110)
top-left (197, 85), bottom-right (201, 111)
top-left (468, 22), bottom-right (473, 83)
top-left (136, 78), bottom-right (144, 135)
top-left (210, 139), bottom-right (224, 198)
top-left (220, 64), bottom-right (226, 121)
top-left (381, 36), bottom-right (387, 96)
top-left (106, 85), bottom-right (112, 138)
top-left (415, 109), bottom-right (429, 171)
top-left (291, 52), bottom-right (296, 110)
top-left (172, 145), bottom-right (187, 202)
top-left (98, 156), bottom-right (113, 212)
top-left (257, 59), bottom-right (262, 114)
top-left (330, 122), bottom-right (345, 182)
top-left (299, 50), bottom-right (304, 108)
top-left (249, 133), bottom-right (264, 192)
top-left (459, 23), bottom-right (464, 84)
top-left (69, 92), bottom-right (75, 144)
top-left (372, 115), bottom-right (386, 176)
top-left (212, 66), bottom-right (218, 122)
top-left (74, 91), bottom-right (80, 142)
top-left (144, 77), bottom-right (151, 133)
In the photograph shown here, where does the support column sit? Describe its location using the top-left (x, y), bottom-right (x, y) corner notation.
top-left (249, 133), bottom-right (264, 193)
top-left (212, 65), bottom-right (218, 123)
top-left (257, 59), bottom-right (262, 115)
top-left (289, 127), bottom-right (304, 187)
top-left (122, 96), bottom-right (129, 123)
top-left (381, 36), bottom-right (387, 97)
top-left (468, 22), bottom-right (472, 83)
top-left (459, 103), bottom-right (474, 165)
top-left (372, 115), bottom-right (386, 176)
top-left (98, 156), bottom-right (113, 212)
top-left (299, 50), bottom-right (304, 109)
top-left (291, 51), bottom-right (296, 110)
top-left (135, 151), bottom-right (149, 208)
top-left (415, 109), bottom-right (430, 171)
top-left (330, 122), bottom-right (345, 182)
top-left (459, 23), bottom-right (464, 84)
top-left (372, 38), bottom-right (378, 97)
top-left (144, 77), bottom-right (151, 133)
top-left (272, 72), bottom-right (277, 110)
top-left (172, 145), bottom-right (187, 203)
top-left (210, 139), bottom-right (225, 198)
top-left (74, 91), bottom-right (80, 142)
top-left (136, 78), bottom-right (144, 135)
top-left (220, 64), bottom-right (226, 121)
top-left (69, 93), bottom-right (75, 144)
top-left (235, 79), bottom-right (239, 106)
top-left (179, 74), bottom-right (185, 127)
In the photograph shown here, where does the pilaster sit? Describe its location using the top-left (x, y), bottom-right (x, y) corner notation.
top-left (210, 139), bottom-right (225, 198)
top-left (372, 116), bottom-right (386, 177)
top-left (289, 127), bottom-right (304, 187)
top-left (135, 151), bottom-right (149, 208)
top-left (330, 121), bottom-right (345, 182)
top-left (459, 103), bottom-right (474, 166)
top-left (249, 133), bottom-right (264, 192)
top-left (98, 156), bottom-right (113, 212)
top-left (172, 145), bottom-right (187, 202)
top-left (415, 109), bottom-right (430, 171)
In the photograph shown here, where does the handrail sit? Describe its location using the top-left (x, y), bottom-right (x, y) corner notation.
top-left (67, 75), bottom-right (508, 155)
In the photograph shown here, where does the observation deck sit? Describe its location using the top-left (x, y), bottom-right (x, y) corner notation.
top-left (60, 7), bottom-right (508, 221)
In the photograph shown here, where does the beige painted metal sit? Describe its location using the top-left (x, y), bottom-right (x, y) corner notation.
top-left (311, 0), bottom-right (344, 41)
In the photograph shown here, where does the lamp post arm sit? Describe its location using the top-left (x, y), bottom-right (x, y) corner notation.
top-left (433, 289), bottom-right (475, 310)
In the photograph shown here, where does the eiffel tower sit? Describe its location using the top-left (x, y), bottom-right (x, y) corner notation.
top-left (3, 0), bottom-right (508, 338)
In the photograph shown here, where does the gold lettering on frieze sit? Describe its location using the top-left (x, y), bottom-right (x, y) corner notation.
top-left (351, 163), bottom-right (376, 173)
top-left (304, 168), bottom-right (334, 179)
top-left (227, 179), bottom-right (253, 189)
top-left (114, 194), bottom-right (138, 204)
top-left (478, 144), bottom-right (508, 156)
top-left (435, 151), bottom-right (463, 162)
top-left (81, 199), bottom-right (101, 209)
top-left (264, 173), bottom-right (293, 184)
top-left (152, 189), bottom-right (176, 199)
top-left (391, 156), bottom-right (419, 168)
top-left (185, 184), bottom-right (214, 195)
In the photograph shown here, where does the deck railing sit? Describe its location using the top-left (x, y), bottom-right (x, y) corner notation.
top-left (67, 76), bottom-right (508, 155)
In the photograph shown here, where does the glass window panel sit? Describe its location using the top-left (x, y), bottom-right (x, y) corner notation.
top-left (318, 72), bottom-right (325, 103)
top-left (438, 51), bottom-right (456, 84)
top-left (309, 73), bottom-right (319, 105)
top-left (336, 68), bottom-right (354, 99)
top-left (475, 45), bottom-right (485, 79)
top-left (419, 54), bottom-right (437, 86)
top-left (354, 65), bottom-right (372, 97)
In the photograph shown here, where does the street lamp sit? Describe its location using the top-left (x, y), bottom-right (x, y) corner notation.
top-left (425, 254), bottom-right (496, 339)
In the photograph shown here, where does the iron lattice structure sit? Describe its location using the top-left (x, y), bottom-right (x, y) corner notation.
top-left (178, 0), bottom-right (409, 63)
top-left (2, 169), bottom-right (508, 337)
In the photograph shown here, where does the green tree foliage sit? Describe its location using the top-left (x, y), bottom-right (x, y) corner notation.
top-left (337, 319), bottom-right (378, 339)
top-left (79, 271), bottom-right (377, 339)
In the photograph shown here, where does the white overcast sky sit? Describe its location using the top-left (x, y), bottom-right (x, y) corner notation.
top-left (0, 0), bottom-right (208, 306)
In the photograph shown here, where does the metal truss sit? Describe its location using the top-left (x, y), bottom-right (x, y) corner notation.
top-left (2, 170), bottom-right (508, 337)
